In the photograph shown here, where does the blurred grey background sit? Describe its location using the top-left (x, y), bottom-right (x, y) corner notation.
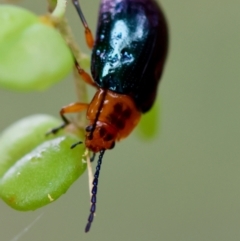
top-left (0, 0), bottom-right (240, 240)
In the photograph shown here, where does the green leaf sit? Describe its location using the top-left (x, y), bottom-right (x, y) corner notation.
top-left (0, 114), bottom-right (61, 177)
top-left (0, 115), bottom-right (86, 210)
top-left (136, 100), bottom-right (160, 140)
top-left (0, 5), bottom-right (73, 91)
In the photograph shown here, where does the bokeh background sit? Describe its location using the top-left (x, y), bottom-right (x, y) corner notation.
top-left (0, 0), bottom-right (240, 240)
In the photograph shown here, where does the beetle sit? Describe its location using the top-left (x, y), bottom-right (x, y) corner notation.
top-left (49, 0), bottom-right (168, 232)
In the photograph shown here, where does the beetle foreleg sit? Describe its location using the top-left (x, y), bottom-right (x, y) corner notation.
top-left (46, 102), bottom-right (89, 135)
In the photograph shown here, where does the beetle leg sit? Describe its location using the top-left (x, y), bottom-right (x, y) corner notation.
top-left (72, 0), bottom-right (94, 49)
top-left (74, 60), bottom-right (98, 88)
top-left (46, 102), bottom-right (89, 135)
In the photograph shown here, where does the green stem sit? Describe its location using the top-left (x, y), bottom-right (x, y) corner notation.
top-left (51, 0), bottom-right (67, 19)
top-left (44, 0), bottom-right (88, 134)
top-left (56, 18), bottom-right (88, 104)
top-left (45, 0), bottom-right (89, 130)
top-left (46, 0), bottom-right (88, 104)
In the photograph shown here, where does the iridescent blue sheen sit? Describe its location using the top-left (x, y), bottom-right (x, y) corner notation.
top-left (91, 0), bottom-right (168, 112)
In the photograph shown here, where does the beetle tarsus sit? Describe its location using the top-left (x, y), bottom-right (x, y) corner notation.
top-left (45, 123), bottom-right (67, 136)
top-left (70, 141), bottom-right (83, 149)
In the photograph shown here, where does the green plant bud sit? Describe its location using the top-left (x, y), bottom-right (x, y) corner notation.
top-left (0, 114), bottom-right (86, 210)
top-left (0, 5), bottom-right (73, 91)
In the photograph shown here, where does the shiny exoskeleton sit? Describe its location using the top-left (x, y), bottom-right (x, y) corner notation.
top-left (86, 0), bottom-right (168, 153)
top-left (92, 0), bottom-right (168, 113)
top-left (51, 0), bottom-right (168, 233)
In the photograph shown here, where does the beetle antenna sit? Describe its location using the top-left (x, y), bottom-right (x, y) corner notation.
top-left (85, 149), bottom-right (105, 233)
top-left (71, 0), bottom-right (94, 48)
top-left (72, 0), bottom-right (88, 28)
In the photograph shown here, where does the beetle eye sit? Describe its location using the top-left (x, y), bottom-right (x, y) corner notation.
top-left (85, 125), bottom-right (94, 132)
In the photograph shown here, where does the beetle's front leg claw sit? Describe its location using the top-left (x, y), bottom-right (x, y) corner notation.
top-left (45, 123), bottom-right (66, 136)
top-left (71, 141), bottom-right (83, 149)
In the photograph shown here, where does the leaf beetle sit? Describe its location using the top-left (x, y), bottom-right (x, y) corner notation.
top-left (50, 0), bottom-right (168, 232)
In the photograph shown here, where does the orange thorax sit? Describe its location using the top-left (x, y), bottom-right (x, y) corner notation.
top-left (85, 89), bottom-right (141, 152)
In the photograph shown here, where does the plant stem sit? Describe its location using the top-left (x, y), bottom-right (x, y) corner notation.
top-left (45, 0), bottom-right (89, 129)
top-left (51, 0), bottom-right (67, 20)
top-left (46, 0), bottom-right (88, 101)
top-left (56, 18), bottom-right (88, 104)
